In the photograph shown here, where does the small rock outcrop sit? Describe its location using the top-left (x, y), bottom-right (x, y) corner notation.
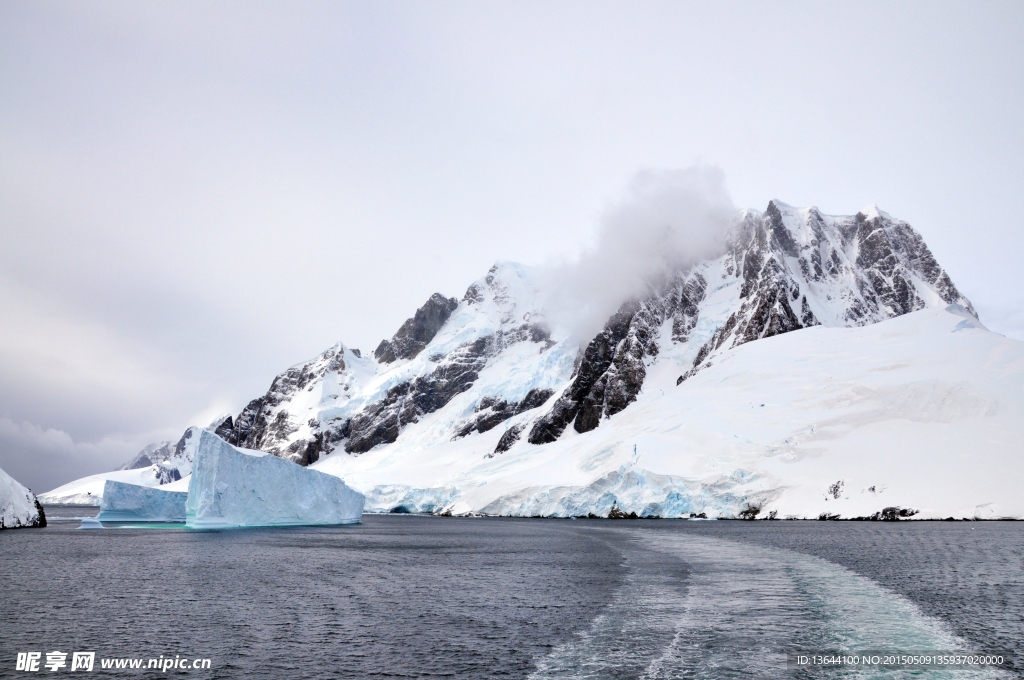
top-left (374, 293), bottom-right (460, 364)
top-left (1, 465), bottom-right (46, 530)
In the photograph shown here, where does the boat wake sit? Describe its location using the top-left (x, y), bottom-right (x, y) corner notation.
top-left (530, 530), bottom-right (1009, 679)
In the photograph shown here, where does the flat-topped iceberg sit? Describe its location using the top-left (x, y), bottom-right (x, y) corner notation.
top-left (185, 430), bottom-right (364, 529)
top-left (94, 480), bottom-right (187, 523)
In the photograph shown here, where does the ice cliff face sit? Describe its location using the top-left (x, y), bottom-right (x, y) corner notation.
top-left (212, 202), bottom-right (973, 466)
top-left (185, 429), bottom-right (364, 528)
top-left (1, 465), bottom-right (46, 529)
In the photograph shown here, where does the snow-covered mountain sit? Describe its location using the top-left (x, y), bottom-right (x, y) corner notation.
top-left (213, 201), bottom-right (975, 463)
top-left (216, 259), bottom-right (573, 465)
top-left (1, 465), bottom-right (46, 529)
top-left (41, 201), bottom-right (1023, 518)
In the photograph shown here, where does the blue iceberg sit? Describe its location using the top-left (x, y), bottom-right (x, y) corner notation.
top-left (185, 430), bottom-right (364, 529)
top-left (94, 480), bottom-right (187, 523)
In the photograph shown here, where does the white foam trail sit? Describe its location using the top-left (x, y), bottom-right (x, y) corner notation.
top-left (530, 530), bottom-right (1010, 680)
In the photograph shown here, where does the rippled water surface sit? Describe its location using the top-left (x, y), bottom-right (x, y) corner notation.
top-left (1, 512), bottom-right (1020, 679)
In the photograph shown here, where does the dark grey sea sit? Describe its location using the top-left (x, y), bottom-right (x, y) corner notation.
top-left (1, 511), bottom-right (1021, 678)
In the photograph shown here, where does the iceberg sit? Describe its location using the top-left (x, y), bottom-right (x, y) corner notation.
top-left (185, 430), bottom-right (364, 529)
top-left (94, 480), bottom-right (187, 523)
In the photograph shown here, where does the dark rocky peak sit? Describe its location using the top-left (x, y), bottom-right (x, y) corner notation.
top-left (227, 397), bottom-right (264, 446)
top-left (207, 414), bottom-right (234, 441)
top-left (529, 265), bottom-right (712, 444)
top-left (765, 199), bottom-right (801, 258)
top-left (529, 297), bottom-right (659, 443)
top-left (375, 293), bottom-right (459, 363)
top-left (119, 440), bottom-right (173, 471)
top-left (227, 342), bottom-right (358, 466)
top-left (347, 334), bottom-right (497, 453)
top-left (677, 201), bottom-right (975, 386)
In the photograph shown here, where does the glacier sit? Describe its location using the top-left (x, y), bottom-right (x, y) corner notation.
top-left (94, 480), bottom-right (187, 523)
top-left (1, 465), bottom-right (46, 530)
top-left (185, 429), bottom-right (364, 528)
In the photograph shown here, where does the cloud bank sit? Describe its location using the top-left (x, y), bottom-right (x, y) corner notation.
top-left (0, 418), bottom-right (149, 494)
top-left (541, 165), bottom-right (735, 342)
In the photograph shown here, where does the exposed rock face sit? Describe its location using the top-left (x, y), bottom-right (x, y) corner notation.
top-left (676, 202), bottom-right (973, 384)
top-left (214, 262), bottom-right (569, 463)
top-left (454, 388), bottom-right (554, 440)
top-left (228, 397), bottom-right (265, 447)
top-left (119, 440), bottom-right (173, 471)
top-left (210, 415), bottom-right (234, 441)
top-left (374, 293), bottom-right (459, 363)
top-left (529, 270), bottom-right (707, 444)
top-left (118, 427), bottom-right (201, 482)
top-left (493, 424), bottom-right (525, 454)
top-left (348, 335), bottom-right (494, 453)
top-left (348, 326), bottom-right (555, 453)
top-left (219, 344), bottom-right (355, 465)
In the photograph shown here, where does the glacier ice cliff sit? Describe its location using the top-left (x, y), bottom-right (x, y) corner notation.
top-left (185, 429), bottom-right (364, 528)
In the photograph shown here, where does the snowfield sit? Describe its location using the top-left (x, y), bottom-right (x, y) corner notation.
top-left (313, 305), bottom-right (1024, 519)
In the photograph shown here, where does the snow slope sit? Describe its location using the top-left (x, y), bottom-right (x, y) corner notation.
top-left (216, 201), bottom-right (974, 470)
top-left (1, 465), bottom-right (45, 529)
top-left (313, 306), bottom-right (1024, 519)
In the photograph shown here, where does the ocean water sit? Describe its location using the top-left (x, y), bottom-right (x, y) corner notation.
top-left (0, 512), bottom-right (1020, 679)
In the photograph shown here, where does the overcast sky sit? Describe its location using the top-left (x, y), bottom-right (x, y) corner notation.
top-left (2, 1), bottom-right (1022, 493)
